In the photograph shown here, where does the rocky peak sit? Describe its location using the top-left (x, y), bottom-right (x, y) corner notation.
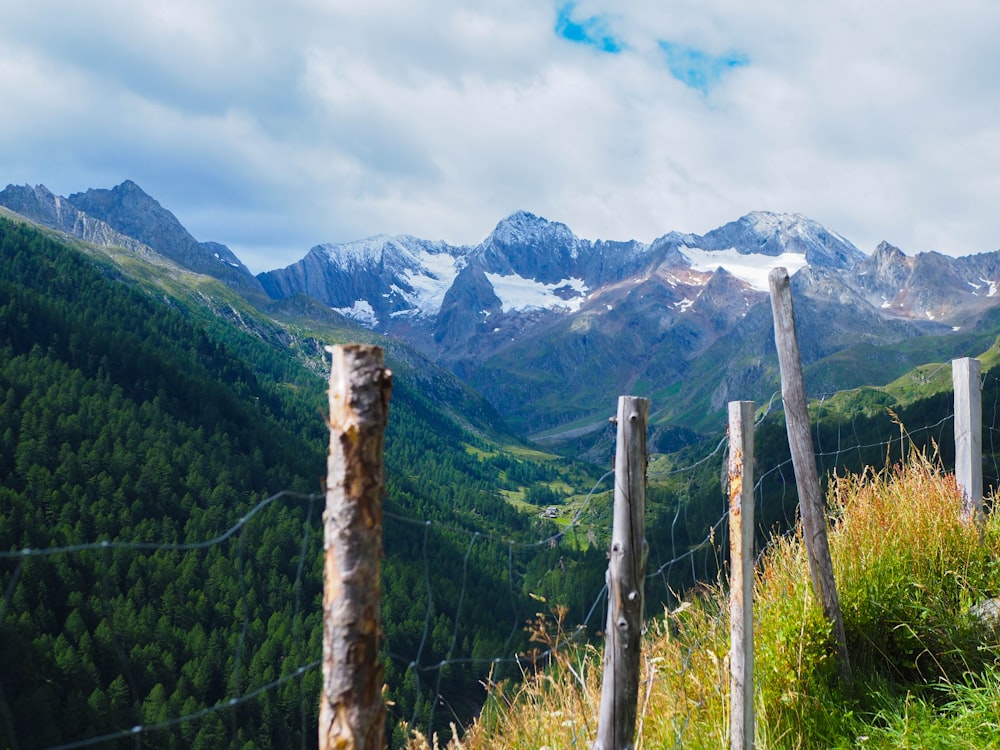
top-left (689, 266), bottom-right (764, 332)
top-left (0, 182), bottom-right (154, 256)
top-left (475, 211), bottom-right (582, 283)
top-left (0, 184), bottom-right (62, 221)
top-left (486, 211), bottom-right (576, 248)
top-left (858, 241), bottom-right (912, 287)
top-left (316, 234), bottom-right (462, 274)
top-left (700, 211), bottom-right (865, 268)
top-left (68, 181), bottom-right (263, 294)
top-left (68, 181), bottom-right (197, 257)
top-left (869, 241), bottom-right (908, 268)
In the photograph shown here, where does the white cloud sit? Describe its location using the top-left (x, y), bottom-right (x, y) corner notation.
top-left (2, 0), bottom-right (1000, 274)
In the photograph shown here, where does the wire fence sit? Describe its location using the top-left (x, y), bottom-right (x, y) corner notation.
top-left (3, 367), bottom-right (999, 750)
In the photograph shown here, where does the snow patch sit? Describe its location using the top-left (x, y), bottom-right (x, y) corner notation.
top-left (674, 298), bottom-right (694, 312)
top-left (333, 300), bottom-right (379, 326)
top-left (213, 252), bottom-right (240, 269)
top-left (680, 246), bottom-right (809, 291)
top-left (399, 248), bottom-right (461, 315)
top-left (320, 236), bottom-right (390, 267)
top-left (320, 237), bottom-right (462, 317)
top-left (484, 273), bottom-right (588, 313)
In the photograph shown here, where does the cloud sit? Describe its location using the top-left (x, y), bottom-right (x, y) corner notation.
top-left (658, 41), bottom-right (748, 94)
top-left (2, 0), bottom-right (1000, 273)
top-left (555, 2), bottom-right (623, 53)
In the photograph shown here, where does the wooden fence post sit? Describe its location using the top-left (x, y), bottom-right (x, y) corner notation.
top-left (953, 357), bottom-right (983, 525)
top-left (768, 268), bottom-right (851, 686)
top-left (593, 396), bottom-right (650, 750)
top-left (320, 344), bottom-right (393, 750)
top-left (728, 401), bottom-right (755, 750)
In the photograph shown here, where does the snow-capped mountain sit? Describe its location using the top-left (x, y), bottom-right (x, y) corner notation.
top-left (261, 209), bottom-right (865, 326)
top-left (257, 207), bottom-right (1000, 435)
top-left (258, 234), bottom-right (467, 327)
top-left (258, 209), bottom-right (865, 366)
top-left (6, 180), bottom-right (1000, 440)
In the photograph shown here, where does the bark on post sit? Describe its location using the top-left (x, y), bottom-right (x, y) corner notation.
top-left (728, 401), bottom-right (755, 750)
top-left (321, 344), bottom-right (393, 750)
top-left (593, 396), bottom-right (649, 750)
top-left (952, 357), bottom-right (983, 525)
top-left (768, 268), bottom-right (851, 686)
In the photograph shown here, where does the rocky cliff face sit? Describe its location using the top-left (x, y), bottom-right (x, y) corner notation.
top-left (0, 181), bottom-right (264, 294)
top-left (67, 181), bottom-right (264, 294)
top-left (0, 183), bottom-right (155, 256)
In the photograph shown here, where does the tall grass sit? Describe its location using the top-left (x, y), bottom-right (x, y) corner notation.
top-left (410, 452), bottom-right (1000, 749)
top-left (831, 451), bottom-right (998, 685)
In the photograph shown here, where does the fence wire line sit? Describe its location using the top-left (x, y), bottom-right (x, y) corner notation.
top-left (0, 461), bottom-right (629, 748)
top-left (3, 383), bottom-right (994, 750)
top-left (41, 660), bottom-right (321, 750)
top-left (0, 404), bottom-right (959, 564)
top-left (0, 489), bottom-right (324, 559)
top-left (2, 487), bottom-right (323, 750)
top-left (430, 397), bottom-right (950, 714)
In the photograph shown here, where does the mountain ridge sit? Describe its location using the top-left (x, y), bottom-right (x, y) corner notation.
top-left (0, 180), bottom-right (265, 294)
top-left (6, 179), bottom-right (1000, 442)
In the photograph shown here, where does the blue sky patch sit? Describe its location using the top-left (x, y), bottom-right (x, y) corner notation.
top-left (659, 41), bottom-right (748, 94)
top-left (555, 3), bottom-right (623, 53)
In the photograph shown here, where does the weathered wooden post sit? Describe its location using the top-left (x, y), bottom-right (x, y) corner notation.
top-left (953, 357), bottom-right (983, 525)
top-left (728, 401), bottom-right (755, 750)
top-left (593, 396), bottom-right (649, 750)
top-left (768, 267), bottom-right (851, 686)
top-left (320, 344), bottom-right (393, 750)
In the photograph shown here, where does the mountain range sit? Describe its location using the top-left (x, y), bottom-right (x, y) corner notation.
top-left (5, 179), bottom-right (1000, 448)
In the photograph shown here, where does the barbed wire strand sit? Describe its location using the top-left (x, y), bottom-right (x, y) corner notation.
top-left (41, 661), bottom-right (321, 750)
top-left (0, 489), bottom-right (324, 559)
top-left (3, 384), bottom-right (996, 749)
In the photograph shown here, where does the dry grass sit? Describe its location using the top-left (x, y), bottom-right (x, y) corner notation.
top-left (407, 452), bottom-right (1000, 749)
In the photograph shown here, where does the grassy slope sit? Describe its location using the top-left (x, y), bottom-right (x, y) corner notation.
top-left (435, 453), bottom-right (1000, 749)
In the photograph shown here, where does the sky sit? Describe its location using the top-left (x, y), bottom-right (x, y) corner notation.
top-left (2, 1), bottom-right (1000, 274)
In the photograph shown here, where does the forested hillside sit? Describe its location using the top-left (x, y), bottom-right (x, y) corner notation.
top-left (0, 218), bottom-right (605, 748)
top-left (649, 343), bottom-right (1000, 571)
top-left (8, 212), bottom-right (992, 749)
